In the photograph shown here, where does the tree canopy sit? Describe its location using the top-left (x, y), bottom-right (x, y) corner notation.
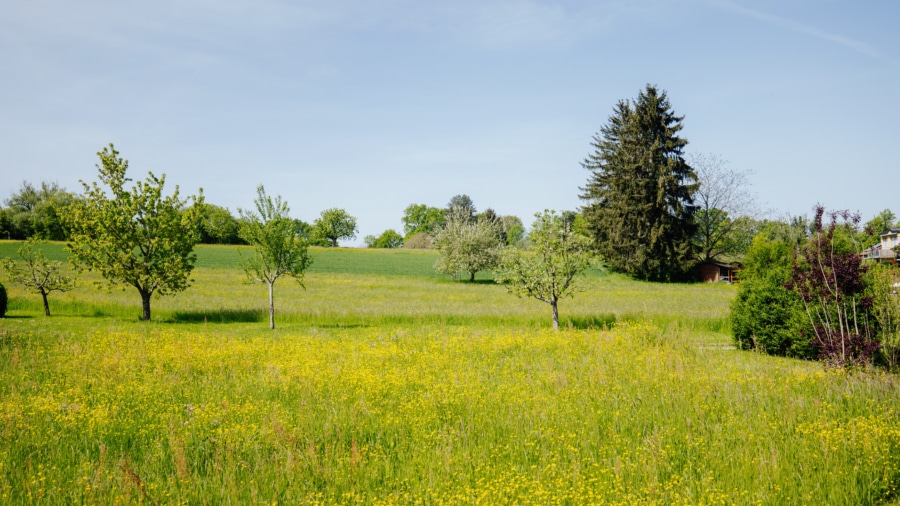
top-left (63, 144), bottom-right (204, 321)
top-left (580, 84), bottom-right (698, 282)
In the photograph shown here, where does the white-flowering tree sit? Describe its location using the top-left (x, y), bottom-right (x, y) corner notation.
top-left (496, 210), bottom-right (593, 330)
top-left (433, 208), bottom-right (503, 281)
top-left (239, 185), bottom-right (312, 329)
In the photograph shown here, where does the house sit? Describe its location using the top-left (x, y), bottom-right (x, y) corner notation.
top-left (862, 243), bottom-right (883, 261)
top-left (697, 261), bottom-right (741, 283)
top-left (876, 228), bottom-right (900, 264)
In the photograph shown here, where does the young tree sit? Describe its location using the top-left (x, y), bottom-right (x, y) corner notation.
top-left (580, 84), bottom-right (698, 281)
top-left (495, 210), bottom-right (594, 330)
top-left (64, 144), bottom-right (204, 321)
top-left (689, 153), bottom-right (759, 262)
top-left (239, 185), bottom-right (312, 330)
top-left (314, 208), bottom-right (358, 247)
top-left (433, 208), bottom-right (503, 281)
top-left (0, 238), bottom-right (75, 316)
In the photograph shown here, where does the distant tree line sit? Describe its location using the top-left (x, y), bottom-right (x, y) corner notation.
top-left (1, 182), bottom-right (358, 248)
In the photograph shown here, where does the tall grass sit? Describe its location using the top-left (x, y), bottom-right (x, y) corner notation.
top-left (1, 242), bottom-right (899, 503)
top-left (0, 322), bottom-right (898, 504)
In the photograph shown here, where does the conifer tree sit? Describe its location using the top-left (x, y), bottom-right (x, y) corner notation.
top-left (580, 85), bottom-right (698, 281)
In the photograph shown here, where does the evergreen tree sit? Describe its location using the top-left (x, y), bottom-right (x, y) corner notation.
top-left (580, 85), bottom-right (698, 281)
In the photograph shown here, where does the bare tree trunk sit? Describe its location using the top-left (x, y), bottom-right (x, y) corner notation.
top-left (40, 289), bottom-right (50, 317)
top-left (470, 271), bottom-right (476, 282)
top-left (551, 300), bottom-right (559, 331)
top-left (140, 289), bottom-right (151, 321)
top-left (268, 281), bottom-right (275, 330)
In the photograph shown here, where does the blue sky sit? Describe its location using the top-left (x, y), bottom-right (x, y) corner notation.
top-left (2, 0), bottom-right (898, 245)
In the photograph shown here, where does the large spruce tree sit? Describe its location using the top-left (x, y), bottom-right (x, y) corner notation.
top-left (580, 85), bottom-right (698, 282)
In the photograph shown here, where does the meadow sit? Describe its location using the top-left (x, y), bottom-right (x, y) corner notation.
top-left (1, 241), bottom-right (899, 504)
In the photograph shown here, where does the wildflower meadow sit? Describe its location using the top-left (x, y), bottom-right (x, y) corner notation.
top-left (1, 243), bottom-right (899, 504)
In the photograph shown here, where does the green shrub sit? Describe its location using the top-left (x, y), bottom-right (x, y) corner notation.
top-left (0, 282), bottom-right (6, 318)
top-left (730, 233), bottom-right (814, 358)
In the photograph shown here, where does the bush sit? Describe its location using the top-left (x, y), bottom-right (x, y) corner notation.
top-left (403, 232), bottom-right (434, 249)
top-left (0, 282), bottom-right (7, 318)
top-left (730, 233), bottom-right (814, 358)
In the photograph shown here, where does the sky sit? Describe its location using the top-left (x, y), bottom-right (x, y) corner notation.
top-left (2, 0), bottom-right (898, 245)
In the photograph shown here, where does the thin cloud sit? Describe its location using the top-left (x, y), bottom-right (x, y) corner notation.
top-left (710, 0), bottom-right (887, 61)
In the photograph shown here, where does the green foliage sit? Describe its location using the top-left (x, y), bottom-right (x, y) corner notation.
top-left (580, 85), bottom-right (698, 282)
top-left (501, 215), bottom-right (525, 245)
top-left (199, 203), bottom-right (242, 244)
top-left (0, 238), bottom-right (75, 316)
top-left (861, 209), bottom-right (897, 250)
top-left (731, 234), bottom-right (813, 358)
top-left (314, 208), bottom-right (358, 247)
top-left (2, 180), bottom-right (73, 240)
top-left (495, 210), bottom-right (594, 330)
top-left (867, 263), bottom-right (900, 369)
top-left (402, 204), bottom-right (445, 237)
top-left (63, 144), bottom-right (204, 321)
top-left (238, 185), bottom-right (312, 329)
top-left (365, 229), bottom-right (404, 248)
top-left (0, 281), bottom-right (6, 317)
top-left (433, 208), bottom-right (503, 282)
top-left (447, 194), bottom-right (476, 222)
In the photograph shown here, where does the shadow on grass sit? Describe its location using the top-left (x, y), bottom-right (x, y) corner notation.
top-left (0, 315), bottom-right (34, 319)
top-left (564, 314), bottom-right (619, 330)
top-left (169, 309), bottom-right (266, 324)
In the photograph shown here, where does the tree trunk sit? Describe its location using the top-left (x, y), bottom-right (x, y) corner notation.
top-left (331, 238), bottom-right (338, 247)
top-left (140, 289), bottom-right (152, 321)
top-left (268, 281), bottom-right (275, 330)
top-left (469, 271), bottom-right (476, 282)
top-left (40, 289), bottom-right (50, 317)
top-left (551, 300), bottom-right (559, 331)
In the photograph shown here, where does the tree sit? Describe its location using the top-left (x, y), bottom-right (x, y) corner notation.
top-left (501, 215), bottom-right (525, 245)
top-left (314, 208), bottom-right (358, 247)
top-left (580, 84), bottom-right (698, 282)
top-left (787, 206), bottom-right (879, 367)
top-left (861, 209), bottom-right (897, 250)
top-left (1, 238), bottom-right (75, 316)
top-left (401, 204), bottom-right (445, 238)
top-left (433, 207), bottom-right (503, 281)
top-left (689, 153), bottom-right (759, 262)
top-left (447, 194), bottom-right (476, 223)
top-left (64, 144), bottom-right (204, 321)
top-left (495, 210), bottom-right (594, 330)
top-left (365, 229), bottom-right (404, 248)
top-left (3, 181), bottom-right (73, 240)
top-left (238, 185), bottom-right (312, 330)
top-left (199, 203), bottom-right (242, 244)
top-left (867, 263), bottom-right (900, 370)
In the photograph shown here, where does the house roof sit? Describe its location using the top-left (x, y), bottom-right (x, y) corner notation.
top-left (881, 228), bottom-right (900, 236)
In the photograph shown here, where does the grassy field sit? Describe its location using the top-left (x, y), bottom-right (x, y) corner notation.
top-left (1, 241), bottom-right (899, 504)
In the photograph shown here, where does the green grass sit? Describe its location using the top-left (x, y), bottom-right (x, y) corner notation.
top-left (1, 241), bottom-right (899, 504)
